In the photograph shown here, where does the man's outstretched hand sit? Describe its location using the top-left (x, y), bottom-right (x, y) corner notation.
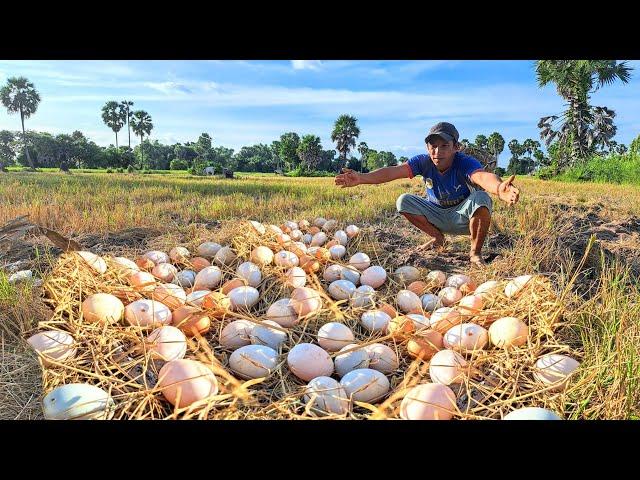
top-left (335, 168), bottom-right (361, 188)
top-left (498, 174), bottom-right (520, 206)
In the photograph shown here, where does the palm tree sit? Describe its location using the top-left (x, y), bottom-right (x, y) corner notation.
top-left (487, 132), bottom-right (505, 166)
top-left (0, 77), bottom-right (41, 169)
top-left (130, 110), bottom-right (153, 168)
top-left (121, 100), bottom-right (134, 148)
top-left (535, 60), bottom-right (632, 166)
top-left (357, 141), bottom-right (369, 173)
top-left (101, 101), bottom-right (125, 150)
top-left (331, 114), bottom-right (360, 171)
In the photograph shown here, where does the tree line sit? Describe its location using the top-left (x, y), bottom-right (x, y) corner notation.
top-left (1, 60), bottom-right (635, 176)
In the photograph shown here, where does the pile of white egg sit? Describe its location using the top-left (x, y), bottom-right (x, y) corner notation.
top-left (31, 218), bottom-right (574, 421)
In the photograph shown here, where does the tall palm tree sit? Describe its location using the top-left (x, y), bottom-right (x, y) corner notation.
top-left (130, 110), bottom-right (153, 168)
top-left (331, 114), bottom-right (360, 171)
top-left (0, 76), bottom-right (41, 169)
top-left (101, 101), bottom-right (125, 150)
top-left (357, 141), bottom-right (369, 173)
top-left (535, 60), bottom-right (632, 166)
top-left (121, 100), bottom-right (134, 148)
top-left (487, 132), bottom-right (505, 166)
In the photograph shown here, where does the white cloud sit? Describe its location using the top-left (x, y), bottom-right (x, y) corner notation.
top-left (291, 60), bottom-right (323, 71)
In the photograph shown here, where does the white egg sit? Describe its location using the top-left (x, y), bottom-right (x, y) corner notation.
top-left (323, 264), bottom-right (344, 283)
top-left (302, 233), bottom-right (313, 245)
top-left (250, 320), bottom-right (288, 350)
top-left (406, 313), bottom-right (431, 331)
top-left (112, 257), bottom-right (139, 276)
top-left (151, 283), bottom-right (187, 310)
top-left (334, 230), bottom-right (348, 246)
top-left (197, 242), bottom-right (222, 258)
top-left (314, 217), bottom-right (327, 228)
top-left (445, 273), bottom-right (473, 289)
top-left (360, 266), bottom-right (387, 289)
top-left (290, 229), bottom-right (303, 241)
top-left (174, 270), bottom-right (196, 288)
top-left (395, 266), bottom-right (421, 284)
top-left (400, 383), bottom-right (457, 420)
top-left (438, 287), bottom-right (463, 307)
top-left (299, 220), bottom-right (311, 230)
top-left (426, 270), bottom-right (447, 287)
top-left (250, 246), bottom-right (274, 266)
top-left (285, 267), bottom-right (307, 288)
top-left (193, 266), bottom-right (222, 290)
top-left (307, 246), bottom-right (320, 257)
top-left (340, 368), bottom-right (390, 403)
top-left (443, 323), bottom-right (489, 352)
top-left (229, 345), bottom-right (278, 379)
top-left (228, 286), bottom-right (260, 310)
top-left (43, 383), bottom-right (115, 420)
top-left (505, 274), bottom-right (534, 298)
top-left (349, 252), bottom-right (371, 271)
top-left (335, 344), bottom-right (370, 377)
top-left (153, 263), bottom-right (178, 282)
top-left (429, 307), bottom-right (461, 333)
top-left (185, 290), bottom-right (211, 307)
top-left (328, 280), bottom-right (356, 301)
top-left (503, 407), bottom-right (562, 420)
top-left (533, 354), bottom-right (581, 392)
top-left (146, 325), bottom-right (187, 362)
top-left (237, 261), bottom-right (262, 287)
top-left (274, 250), bottom-right (299, 268)
top-left (125, 299), bottom-right (172, 327)
top-left (421, 293), bottom-right (440, 312)
top-left (322, 219), bottom-right (338, 232)
top-left (266, 298), bottom-right (299, 327)
top-left (219, 320), bottom-right (255, 350)
top-left (318, 322), bottom-right (355, 352)
top-left (284, 220), bottom-right (299, 231)
top-left (77, 251), bottom-right (107, 274)
top-left (287, 343), bottom-right (334, 381)
top-left (249, 220), bottom-right (266, 235)
top-left (345, 225), bottom-right (360, 238)
top-left (397, 290), bottom-right (422, 313)
top-left (429, 350), bottom-right (468, 385)
top-left (169, 246), bottom-right (190, 263)
top-left (268, 224), bottom-right (283, 235)
top-left (214, 246), bottom-right (237, 266)
top-left (329, 245), bottom-right (347, 260)
top-left (350, 285), bottom-right (376, 308)
top-left (475, 280), bottom-right (500, 297)
top-left (27, 330), bottom-right (76, 366)
top-left (340, 266), bottom-right (361, 286)
top-left (304, 377), bottom-right (351, 415)
top-left (311, 232), bottom-right (328, 247)
top-left (143, 250), bottom-right (169, 265)
top-left (360, 310), bottom-right (391, 332)
top-left (365, 343), bottom-right (399, 374)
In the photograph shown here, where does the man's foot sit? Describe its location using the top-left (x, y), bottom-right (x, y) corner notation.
top-left (417, 237), bottom-right (446, 252)
top-left (469, 253), bottom-right (486, 267)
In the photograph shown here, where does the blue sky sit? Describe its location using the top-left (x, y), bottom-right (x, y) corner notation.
top-left (1, 60), bottom-right (639, 168)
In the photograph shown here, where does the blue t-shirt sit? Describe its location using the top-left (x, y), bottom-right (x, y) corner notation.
top-left (405, 152), bottom-right (484, 208)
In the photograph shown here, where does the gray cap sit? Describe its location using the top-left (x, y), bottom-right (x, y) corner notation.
top-left (425, 122), bottom-right (460, 144)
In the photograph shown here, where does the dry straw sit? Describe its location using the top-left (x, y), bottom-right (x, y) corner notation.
top-left (29, 219), bottom-right (586, 420)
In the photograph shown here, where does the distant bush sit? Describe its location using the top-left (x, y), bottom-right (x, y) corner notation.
top-left (285, 167), bottom-right (335, 177)
top-left (116, 167), bottom-right (124, 173)
top-left (126, 165), bottom-right (135, 174)
top-left (106, 168), bottom-right (113, 173)
top-left (170, 158), bottom-right (189, 170)
top-left (555, 152), bottom-right (640, 185)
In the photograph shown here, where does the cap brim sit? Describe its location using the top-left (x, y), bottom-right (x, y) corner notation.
top-left (425, 133), bottom-right (455, 144)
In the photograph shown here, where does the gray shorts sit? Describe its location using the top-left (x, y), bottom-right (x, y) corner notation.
top-left (396, 190), bottom-right (493, 235)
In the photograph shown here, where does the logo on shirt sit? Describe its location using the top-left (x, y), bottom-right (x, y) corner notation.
top-left (424, 178), bottom-right (433, 189)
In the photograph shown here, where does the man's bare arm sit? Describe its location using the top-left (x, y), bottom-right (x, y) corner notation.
top-left (335, 164), bottom-right (412, 188)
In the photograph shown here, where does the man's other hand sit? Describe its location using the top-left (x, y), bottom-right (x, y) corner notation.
top-left (335, 168), bottom-right (361, 188)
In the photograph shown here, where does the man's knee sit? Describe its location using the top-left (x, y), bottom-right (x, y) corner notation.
top-left (396, 193), bottom-right (412, 213)
top-left (470, 190), bottom-right (493, 210)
